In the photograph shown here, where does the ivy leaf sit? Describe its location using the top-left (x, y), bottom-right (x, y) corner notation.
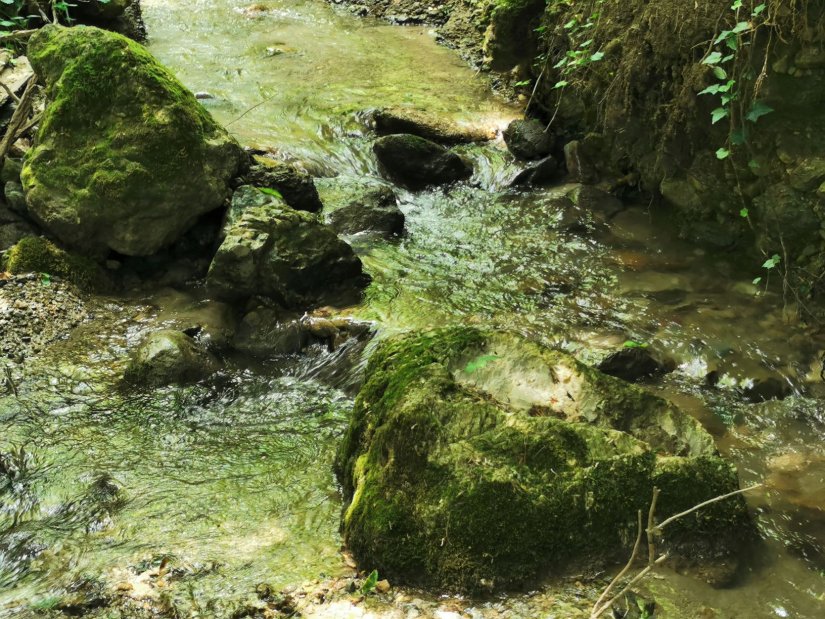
top-left (553, 80), bottom-right (569, 89)
top-left (361, 570), bottom-right (379, 595)
top-left (514, 80), bottom-right (531, 87)
top-left (753, 4), bottom-right (767, 16)
top-left (732, 21), bottom-right (752, 34)
top-left (698, 84), bottom-right (721, 95)
top-left (703, 51), bottom-right (723, 65)
top-left (711, 107), bottom-right (729, 124)
top-left (762, 254), bottom-right (781, 269)
top-left (731, 128), bottom-right (748, 145)
top-left (752, 276), bottom-right (762, 285)
top-left (740, 207), bottom-right (749, 218)
top-left (590, 51), bottom-right (605, 62)
top-left (716, 147), bottom-right (730, 160)
top-left (746, 100), bottom-right (774, 123)
top-left (731, 0), bottom-right (744, 9)
top-left (713, 66), bottom-right (728, 80)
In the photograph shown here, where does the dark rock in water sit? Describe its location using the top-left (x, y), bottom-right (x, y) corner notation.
top-left (4, 182), bottom-right (27, 216)
top-left (568, 184), bottom-right (624, 220)
top-left (564, 138), bottom-right (603, 184)
top-left (336, 328), bottom-right (753, 593)
top-left (124, 329), bottom-right (220, 387)
top-left (240, 161), bottom-right (323, 213)
top-left (22, 25), bottom-right (243, 256)
top-left (316, 176), bottom-right (404, 237)
top-left (742, 376), bottom-right (792, 403)
top-left (373, 134), bottom-right (473, 190)
top-left (503, 119), bottom-right (554, 161)
top-left (207, 190), bottom-right (366, 308)
top-left (0, 158), bottom-right (22, 185)
top-left (509, 155), bottom-right (562, 186)
top-left (369, 107), bottom-right (494, 145)
top-left (597, 347), bottom-right (674, 382)
top-left (232, 309), bottom-right (309, 356)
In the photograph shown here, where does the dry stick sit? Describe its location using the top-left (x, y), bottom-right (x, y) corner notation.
top-left (592, 510), bottom-right (644, 614)
top-left (646, 486), bottom-right (660, 566)
top-left (0, 82), bottom-right (20, 104)
top-left (591, 554), bottom-right (670, 619)
top-left (0, 75), bottom-right (36, 160)
top-left (653, 483), bottom-right (763, 533)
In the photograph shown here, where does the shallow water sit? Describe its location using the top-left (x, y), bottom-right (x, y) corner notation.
top-left (1, 0), bottom-right (824, 616)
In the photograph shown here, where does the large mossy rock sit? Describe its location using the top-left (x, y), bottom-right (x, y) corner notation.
top-left (316, 175), bottom-right (404, 237)
top-left (206, 186), bottom-right (365, 308)
top-left (3, 236), bottom-right (107, 291)
top-left (22, 25), bottom-right (243, 256)
top-left (335, 328), bottom-right (753, 593)
top-left (123, 329), bottom-right (220, 387)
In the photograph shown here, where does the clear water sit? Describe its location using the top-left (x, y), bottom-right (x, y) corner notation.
top-left (1, 0), bottom-right (824, 616)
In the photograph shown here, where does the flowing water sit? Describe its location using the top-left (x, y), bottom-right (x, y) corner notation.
top-left (1, 0), bottom-right (824, 616)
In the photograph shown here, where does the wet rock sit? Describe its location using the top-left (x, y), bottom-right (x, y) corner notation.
top-left (564, 138), bottom-right (603, 184)
top-left (124, 329), bottom-right (220, 387)
top-left (240, 161), bottom-right (323, 213)
top-left (368, 107), bottom-right (494, 145)
top-left (509, 154), bottom-right (563, 187)
top-left (373, 134), bottom-right (473, 190)
top-left (0, 205), bottom-right (36, 251)
top-left (742, 376), bottom-right (792, 403)
top-left (0, 158), bottom-right (22, 185)
top-left (207, 191), bottom-right (365, 308)
top-left (0, 54), bottom-right (33, 109)
top-left (73, 0), bottom-right (132, 21)
top-left (597, 347), bottom-right (674, 382)
top-left (4, 181), bottom-right (27, 215)
top-left (232, 309), bottom-right (308, 356)
top-left (316, 175), bottom-right (404, 236)
top-left (23, 25), bottom-right (243, 256)
top-left (336, 328), bottom-right (752, 592)
top-left (503, 119), bottom-right (554, 161)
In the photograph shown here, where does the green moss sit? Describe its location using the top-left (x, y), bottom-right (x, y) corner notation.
top-left (336, 328), bottom-right (753, 592)
top-left (4, 236), bottom-right (107, 291)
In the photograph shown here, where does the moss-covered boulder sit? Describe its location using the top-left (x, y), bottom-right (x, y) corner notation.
top-left (206, 186), bottom-right (366, 308)
top-left (335, 328), bottom-right (753, 592)
top-left (22, 25), bottom-right (243, 256)
top-left (316, 175), bottom-right (404, 237)
top-left (373, 134), bottom-right (473, 190)
top-left (3, 236), bottom-right (107, 291)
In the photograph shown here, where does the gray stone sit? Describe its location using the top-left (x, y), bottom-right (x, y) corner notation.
top-left (373, 134), bottom-right (473, 190)
top-left (124, 329), bottom-right (220, 387)
top-left (316, 176), bottom-right (404, 236)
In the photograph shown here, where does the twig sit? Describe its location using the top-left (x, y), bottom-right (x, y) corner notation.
top-left (592, 510), bottom-right (643, 614)
top-left (591, 554), bottom-right (669, 618)
top-left (646, 487), bottom-right (660, 565)
top-left (653, 484), bottom-right (763, 533)
top-left (0, 82), bottom-right (20, 105)
top-left (0, 29), bottom-right (38, 43)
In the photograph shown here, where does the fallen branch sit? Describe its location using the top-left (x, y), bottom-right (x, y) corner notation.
top-left (0, 29), bottom-right (38, 44)
top-left (0, 75), bottom-right (37, 160)
top-left (590, 483), bottom-right (763, 619)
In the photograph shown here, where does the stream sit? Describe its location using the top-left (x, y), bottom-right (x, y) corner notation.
top-left (1, 0), bottom-right (824, 616)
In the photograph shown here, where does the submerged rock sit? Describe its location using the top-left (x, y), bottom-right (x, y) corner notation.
top-left (316, 176), bottom-right (404, 236)
top-left (336, 328), bottom-right (753, 592)
top-left (368, 107), bottom-right (494, 145)
top-left (240, 161), bottom-right (323, 213)
top-left (503, 119), bottom-right (554, 161)
top-left (597, 346), bottom-right (674, 383)
top-left (22, 25), bottom-right (243, 256)
top-left (207, 189), bottom-right (365, 308)
top-left (373, 134), bottom-right (473, 190)
top-left (124, 329), bottom-right (220, 387)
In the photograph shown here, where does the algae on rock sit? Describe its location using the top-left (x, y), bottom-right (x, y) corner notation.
top-left (335, 328), bottom-right (753, 593)
top-left (3, 236), bottom-right (107, 291)
top-left (22, 25), bottom-right (243, 256)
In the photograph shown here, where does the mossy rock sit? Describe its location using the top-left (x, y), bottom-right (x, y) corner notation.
top-left (206, 188), bottom-right (366, 308)
top-left (22, 25), bottom-right (243, 256)
top-left (3, 236), bottom-right (107, 291)
top-left (335, 328), bottom-right (753, 593)
top-left (123, 329), bottom-right (220, 387)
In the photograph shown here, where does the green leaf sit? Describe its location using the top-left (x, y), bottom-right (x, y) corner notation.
top-left (698, 84), bottom-right (721, 96)
top-left (713, 66), bottom-right (728, 80)
top-left (703, 51), bottom-right (723, 65)
top-left (762, 254), bottom-right (781, 270)
top-left (361, 570), bottom-right (379, 595)
top-left (748, 159), bottom-right (760, 170)
top-left (553, 57), bottom-right (568, 69)
top-left (716, 147), bottom-right (730, 160)
top-left (732, 21), bottom-right (751, 34)
top-left (731, 0), bottom-right (744, 9)
top-left (464, 354), bottom-right (500, 374)
top-left (753, 4), bottom-right (767, 16)
top-left (553, 80), bottom-right (569, 89)
top-left (258, 187), bottom-right (283, 199)
top-left (40, 273), bottom-right (51, 287)
top-left (731, 128), bottom-right (748, 145)
top-left (746, 100), bottom-right (774, 123)
top-left (752, 276), bottom-right (762, 285)
top-left (590, 51), bottom-right (604, 62)
top-left (622, 340), bottom-right (649, 349)
top-left (514, 80), bottom-right (531, 87)
top-left (714, 30), bottom-right (732, 45)
top-left (711, 107), bottom-right (729, 124)
top-left (740, 207), bottom-right (749, 218)
top-left (563, 19), bottom-right (577, 29)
